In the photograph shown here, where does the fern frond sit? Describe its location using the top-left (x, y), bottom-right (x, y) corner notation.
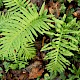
top-left (0, 3), bottom-right (54, 62)
top-left (41, 15), bottom-right (80, 73)
top-left (3, 0), bottom-right (30, 12)
top-left (0, 0), bottom-right (3, 8)
top-left (17, 42), bottom-right (36, 61)
top-left (0, 12), bottom-right (11, 28)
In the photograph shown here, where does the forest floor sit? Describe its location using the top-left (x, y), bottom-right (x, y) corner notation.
top-left (0, 0), bottom-right (80, 80)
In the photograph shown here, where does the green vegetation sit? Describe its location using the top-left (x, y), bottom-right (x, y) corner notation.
top-left (0, 0), bottom-right (80, 79)
top-left (0, 0), bottom-right (3, 8)
top-left (41, 14), bottom-right (79, 73)
top-left (0, 0), bottom-right (54, 70)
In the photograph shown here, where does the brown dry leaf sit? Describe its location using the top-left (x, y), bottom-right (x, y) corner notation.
top-left (49, 2), bottom-right (60, 18)
top-left (48, 1), bottom-right (55, 14)
top-left (18, 72), bottom-right (29, 80)
top-left (23, 61), bottom-right (44, 79)
top-left (45, 1), bottom-right (60, 18)
top-left (44, 5), bottom-right (48, 11)
top-left (25, 61), bottom-right (42, 73)
top-left (55, 2), bottom-right (61, 18)
top-left (42, 36), bottom-right (46, 47)
top-left (73, 9), bottom-right (80, 19)
top-left (29, 68), bottom-right (44, 79)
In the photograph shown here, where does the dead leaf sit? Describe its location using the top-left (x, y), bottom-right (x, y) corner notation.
top-left (44, 5), bottom-right (48, 11)
top-left (29, 68), bottom-right (44, 79)
top-left (42, 36), bottom-right (46, 47)
top-left (19, 72), bottom-right (29, 80)
top-left (25, 61), bottom-right (42, 73)
top-left (73, 9), bottom-right (80, 19)
top-left (45, 1), bottom-right (60, 18)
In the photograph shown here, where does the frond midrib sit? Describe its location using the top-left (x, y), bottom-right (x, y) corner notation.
top-left (55, 29), bottom-right (63, 64)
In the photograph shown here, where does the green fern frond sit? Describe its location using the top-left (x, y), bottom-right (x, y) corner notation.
top-left (0, 12), bottom-right (11, 28)
top-left (17, 42), bottom-right (36, 61)
top-left (41, 15), bottom-right (80, 73)
top-left (0, 3), bottom-right (54, 62)
top-left (0, 0), bottom-right (3, 8)
top-left (3, 0), bottom-right (31, 12)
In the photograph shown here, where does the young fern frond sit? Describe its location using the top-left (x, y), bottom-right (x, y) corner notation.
top-left (41, 15), bottom-right (80, 73)
top-left (0, 2), bottom-right (54, 62)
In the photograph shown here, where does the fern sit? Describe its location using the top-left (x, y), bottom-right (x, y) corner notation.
top-left (0, 0), bottom-right (3, 8)
top-left (0, 1), bottom-right (54, 64)
top-left (0, 12), bottom-right (11, 28)
top-left (3, 0), bottom-right (31, 12)
top-left (1, 0), bottom-right (79, 74)
top-left (41, 14), bottom-right (80, 73)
